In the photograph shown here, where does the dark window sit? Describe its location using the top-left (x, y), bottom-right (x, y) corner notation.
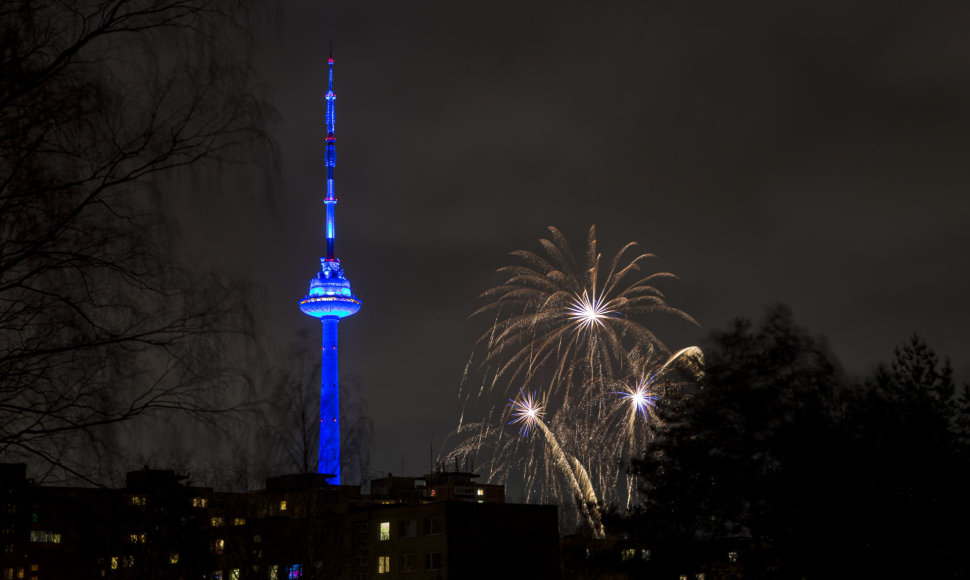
top-left (400, 553), bottom-right (417, 572)
top-left (424, 553), bottom-right (442, 571)
top-left (422, 517), bottom-right (443, 536)
top-left (398, 520), bottom-right (416, 538)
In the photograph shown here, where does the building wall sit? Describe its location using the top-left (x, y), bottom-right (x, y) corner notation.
top-left (1, 466), bottom-right (559, 580)
top-left (354, 502), bottom-right (559, 580)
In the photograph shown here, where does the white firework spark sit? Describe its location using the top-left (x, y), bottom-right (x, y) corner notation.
top-left (447, 226), bottom-right (703, 531)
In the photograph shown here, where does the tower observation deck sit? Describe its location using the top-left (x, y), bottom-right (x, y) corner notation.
top-left (298, 50), bottom-right (361, 484)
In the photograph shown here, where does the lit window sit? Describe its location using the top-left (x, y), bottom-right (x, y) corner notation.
top-left (621, 548), bottom-right (635, 561)
top-left (269, 565), bottom-right (279, 580)
top-left (253, 534), bottom-right (262, 543)
top-left (279, 500), bottom-right (287, 512)
top-left (124, 556), bottom-right (134, 568)
top-left (170, 553), bottom-right (179, 564)
top-left (28, 531), bottom-right (60, 544)
top-left (424, 553), bottom-right (442, 571)
top-left (231, 569), bottom-right (240, 580)
top-left (192, 497), bottom-right (208, 508)
top-left (233, 517), bottom-right (246, 526)
top-left (16, 569), bottom-right (22, 580)
top-left (211, 517), bottom-right (225, 527)
top-left (476, 488), bottom-right (484, 496)
top-left (127, 534), bottom-right (138, 544)
top-left (696, 574), bottom-right (706, 580)
top-left (213, 539), bottom-right (224, 554)
top-left (377, 556), bottom-right (390, 574)
top-left (213, 571), bottom-right (222, 580)
top-left (641, 549), bottom-right (651, 561)
top-left (110, 558), bottom-right (118, 571)
top-left (287, 564), bottom-right (302, 579)
top-left (728, 551), bottom-right (738, 563)
top-left (379, 522), bottom-right (390, 541)
top-left (130, 496), bottom-right (146, 506)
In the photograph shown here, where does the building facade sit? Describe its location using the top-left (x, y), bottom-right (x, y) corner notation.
top-left (0, 465), bottom-right (559, 580)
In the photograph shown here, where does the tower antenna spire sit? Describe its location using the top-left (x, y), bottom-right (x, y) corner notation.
top-left (298, 48), bottom-right (362, 485)
top-left (324, 46), bottom-right (337, 260)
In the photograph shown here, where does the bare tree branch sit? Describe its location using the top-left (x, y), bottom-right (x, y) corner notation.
top-left (0, 0), bottom-right (274, 481)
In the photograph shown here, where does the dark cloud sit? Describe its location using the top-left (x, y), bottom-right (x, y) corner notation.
top-left (186, 0), bottom-right (970, 475)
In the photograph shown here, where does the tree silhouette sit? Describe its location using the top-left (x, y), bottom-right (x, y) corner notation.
top-left (0, 0), bottom-right (272, 482)
top-left (626, 306), bottom-right (970, 578)
top-left (267, 332), bottom-right (374, 483)
top-left (848, 334), bottom-right (969, 577)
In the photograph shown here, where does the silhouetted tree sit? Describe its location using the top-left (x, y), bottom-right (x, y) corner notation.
top-left (845, 335), bottom-right (969, 578)
top-left (955, 383), bottom-right (970, 452)
top-left (267, 332), bottom-right (374, 483)
top-left (628, 305), bottom-right (846, 577)
top-left (0, 0), bottom-right (272, 482)
top-left (626, 306), bottom-right (970, 579)
top-left (270, 335), bottom-right (321, 475)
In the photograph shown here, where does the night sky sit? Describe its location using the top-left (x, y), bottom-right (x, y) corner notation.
top-left (175, 1), bottom-right (970, 479)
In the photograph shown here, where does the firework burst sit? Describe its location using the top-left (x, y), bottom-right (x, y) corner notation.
top-left (447, 226), bottom-right (703, 533)
top-left (616, 380), bottom-right (658, 421)
top-left (470, 225), bottom-right (696, 404)
top-left (509, 390), bottom-right (543, 436)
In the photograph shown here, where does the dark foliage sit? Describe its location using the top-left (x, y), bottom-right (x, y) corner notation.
top-left (625, 305), bottom-right (970, 579)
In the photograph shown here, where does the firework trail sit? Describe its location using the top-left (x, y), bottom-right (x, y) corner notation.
top-left (608, 346), bottom-right (704, 507)
top-left (446, 226), bottom-right (702, 531)
top-left (510, 391), bottom-right (605, 538)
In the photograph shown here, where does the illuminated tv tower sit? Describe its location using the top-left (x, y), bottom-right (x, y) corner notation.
top-left (298, 49), bottom-right (361, 484)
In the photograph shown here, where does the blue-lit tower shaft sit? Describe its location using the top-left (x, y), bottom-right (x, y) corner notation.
top-left (299, 54), bottom-right (361, 484)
